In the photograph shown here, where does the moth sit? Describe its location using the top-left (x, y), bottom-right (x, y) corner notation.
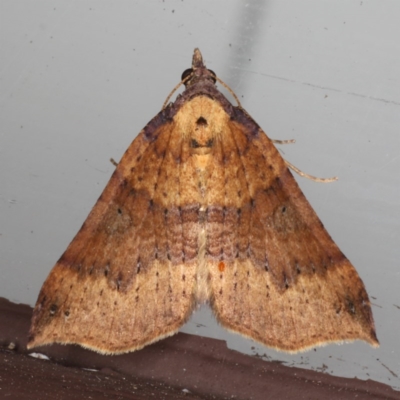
top-left (28, 49), bottom-right (378, 354)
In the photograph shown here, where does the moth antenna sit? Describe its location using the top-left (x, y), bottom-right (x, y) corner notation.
top-left (271, 138), bottom-right (296, 145)
top-left (162, 74), bottom-right (192, 110)
top-left (285, 159), bottom-right (338, 183)
top-left (110, 158), bottom-right (118, 167)
top-left (215, 76), bottom-right (242, 108)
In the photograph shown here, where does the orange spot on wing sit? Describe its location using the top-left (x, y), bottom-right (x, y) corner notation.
top-left (218, 261), bottom-right (225, 272)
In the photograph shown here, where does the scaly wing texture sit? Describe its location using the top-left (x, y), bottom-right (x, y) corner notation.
top-left (28, 48), bottom-right (378, 354)
top-left (28, 111), bottom-right (200, 354)
top-left (206, 107), bottom-right (378, 352)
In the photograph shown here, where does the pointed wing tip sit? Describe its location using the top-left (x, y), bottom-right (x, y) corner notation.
top-left (26, 342), bottom-right (35, 350)
top-left (26, 329), bottom-right (51, 352)
top-left (368, 335), bottom-right (380, 348)
top-left (26, 330), bottom-right (38, 350)
top-left (365, 325), bottom-right (379, 348)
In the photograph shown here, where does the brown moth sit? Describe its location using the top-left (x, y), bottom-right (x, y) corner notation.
top-left (28, 49), bottom-right (378, 354)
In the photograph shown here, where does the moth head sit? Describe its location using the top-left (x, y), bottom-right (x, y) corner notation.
top-left (181, 48), bottom-right (217, 88)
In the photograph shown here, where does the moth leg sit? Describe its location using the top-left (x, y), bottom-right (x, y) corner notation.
top-left (109, 158), bottom-right (118, 167)
top-left (271, 138), bottom-right (296, 145)
top-left (284, 159), bottom-right (338, 183)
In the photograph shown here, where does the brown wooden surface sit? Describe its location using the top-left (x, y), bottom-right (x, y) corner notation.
top-left (0, 297), bottom-right (397, 400)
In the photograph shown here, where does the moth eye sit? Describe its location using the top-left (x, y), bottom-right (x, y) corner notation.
top-left (181, 68), bottom-right (193, 81)
top-left (207, 69), bottom-right (217, 83)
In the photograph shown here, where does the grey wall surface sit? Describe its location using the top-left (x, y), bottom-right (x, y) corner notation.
top-left (1, 0), bottom-right (399, 390)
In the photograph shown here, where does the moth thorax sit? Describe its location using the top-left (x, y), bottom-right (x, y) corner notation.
top-left (189, 116), bottom-right (215, 155)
